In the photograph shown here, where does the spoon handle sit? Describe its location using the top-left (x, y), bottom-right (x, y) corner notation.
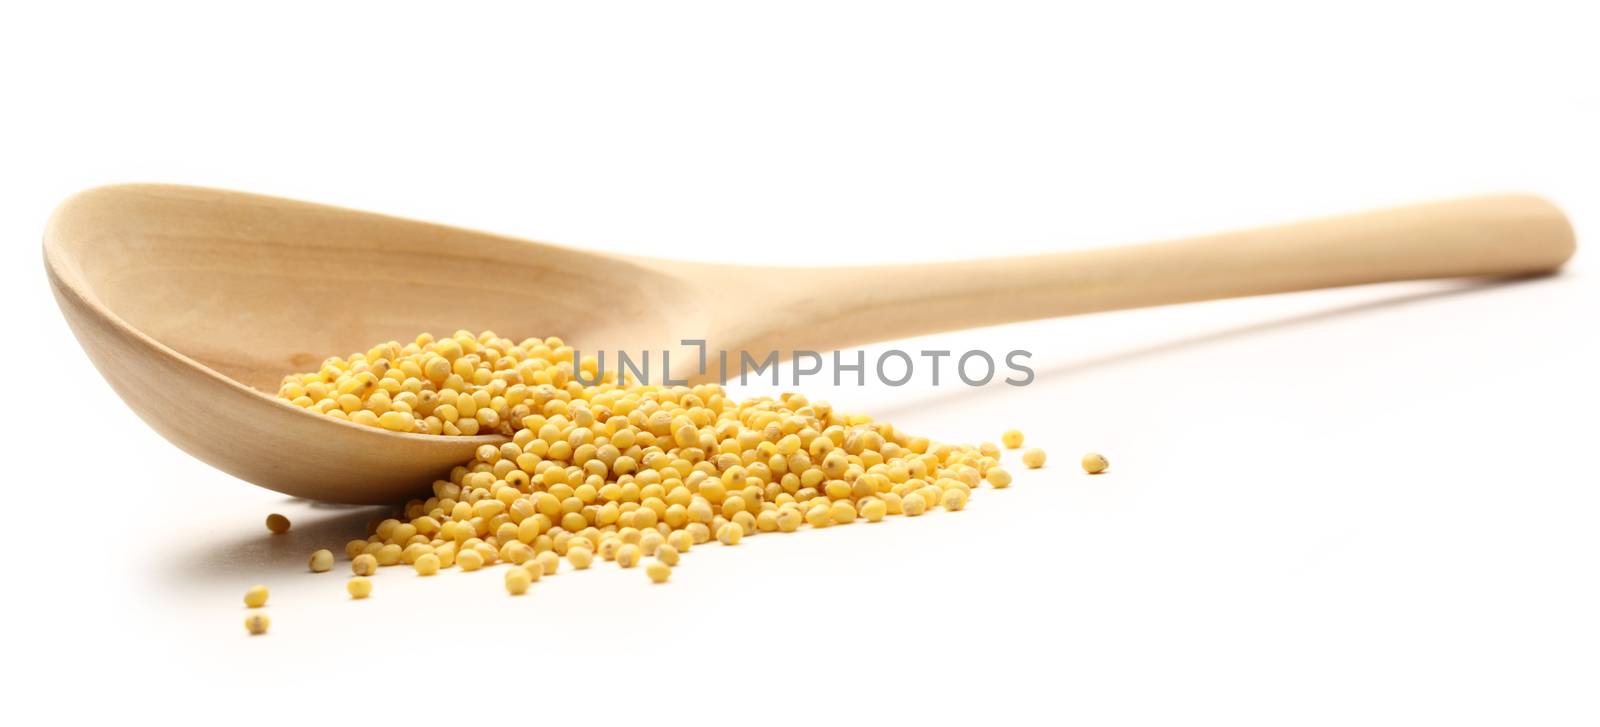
top-left (758, 195), bottom-right (1574, 353)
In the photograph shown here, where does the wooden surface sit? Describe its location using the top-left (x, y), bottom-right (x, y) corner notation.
top-left (43, 185), bottom-right (1576, 503)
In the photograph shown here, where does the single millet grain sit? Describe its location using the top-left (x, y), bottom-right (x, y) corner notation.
top-left (505, 567), bottom-right (531, 595)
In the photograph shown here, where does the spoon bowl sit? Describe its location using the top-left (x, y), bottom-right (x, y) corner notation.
top-left (46, 184), bottom-right (1574, 503)
top-left (45, 185), bottom-right (713, 503)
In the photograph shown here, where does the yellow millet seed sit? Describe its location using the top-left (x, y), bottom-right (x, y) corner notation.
top-left (505, 567), bottom-right (532, 595)
top-left (347, 577), bottom-right (372, 599)
top-left (667, 530), bottom-right (694, 553)
top-left (503, 542), bottom-right (534, 566)
top-left (568, 547), bottom-right (594, 570)
top-left (717, 521), bottom-right (743, 545)
top-left (378, 410), bottom-right (415, 432)
top-left (375, 544), bottom-right (402, 566)
top-left (413, 553), bottom-right (440, 576)
top-left (457, 548), bottom-right (485, 571)
top-left (243, 585), bottom-right (269, 608)
top-left (1082, 452), bottom-right (1109, 474)
top-left (265, 513), bottom-right (291, 534)
top-left (860, 498), bottom-right (888, 522)
top-left (308, 549), bottom-right (334, 572)
top-left (245, 612), bottom-right (270, 635)
top-left (536, 550), bottom-right (561, 575)
top-left (1023, 448), bottom-right (1047, 468)
top-left (941, 487), bottom-right (968, 511)
top-left (616, 543), bottom-right (641, 568)
top-left (352, 553), bottom-right (378, 576)
top-left (656, 543), bottom-right (680, 566)
top-left (902, 492), bottom-right (927, 516)
top-left (1001, 430), bottom-right (1024, 449)
top-left (639, 529), bottom-right (665, 556)
top-left (646, 561), bottom-right (672, 583)
top-left (986, 467), bottom-right (1012, 489)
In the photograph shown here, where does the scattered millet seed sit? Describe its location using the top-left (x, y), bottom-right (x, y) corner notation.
top-left (347, 577), bottom-right (372, 599)
top-left (245, 613), bottom-right (270, 635)
top-left (505, 567), bottom-right (532, 595)
top-left (414, 553), bottom-right (440, 576)
top-left (646, 561), bottom-right (671, 583)
top-left (308, 549), bottom-right (334, 572)
top-left (265, 513), bottom-right (291, 534)
top-left (1022, 448), bottom-right (1046, 469)
top-left (986, 467), bottom-right (1012, 489)
top-left (276, 331), bottom-right (1059, 600)
top-left (503, 542), bottom-right (534, 566)
top-left (1081, 452), bottom-right (1109, 474)
top-left (775, 508), bottom-right (803, 532)
top-left (375, 544), bottom-right (402, 566)
top-left (243, 585), bottom-right (268, 608)
top-left (401, 543), bottom-right (430, 565)
top-left (639, 529), bottom-right (664, 556)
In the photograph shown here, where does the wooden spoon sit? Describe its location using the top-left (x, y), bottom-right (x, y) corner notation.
top-left (45, 184), bottom-right (1574, 503)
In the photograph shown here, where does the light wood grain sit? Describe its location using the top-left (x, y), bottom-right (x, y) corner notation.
top-left (44, 185), bottom-right (1575, 503)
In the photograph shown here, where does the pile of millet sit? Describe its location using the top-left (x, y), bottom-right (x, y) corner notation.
top-left (263, 330), bottom-right (1070, 618)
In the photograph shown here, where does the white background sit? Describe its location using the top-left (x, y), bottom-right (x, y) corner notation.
top-left (2, 1), bottom-right (1596, 723)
